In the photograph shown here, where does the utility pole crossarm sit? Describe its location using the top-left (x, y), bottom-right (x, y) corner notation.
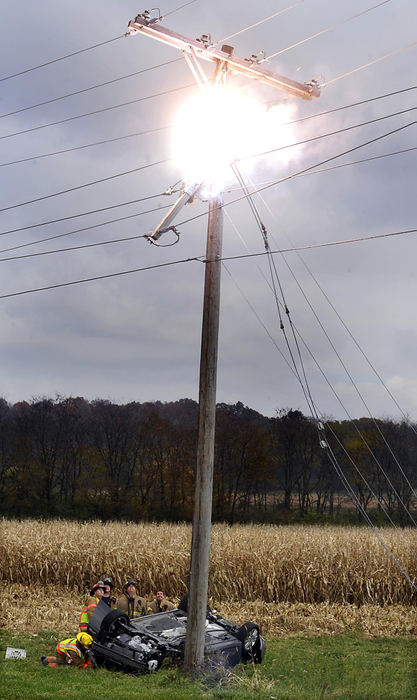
top-left (126, 15), bottom-right (320, 100)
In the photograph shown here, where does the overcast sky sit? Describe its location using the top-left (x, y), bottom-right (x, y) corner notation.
top-left (0, 0), bottom-right (416, 421)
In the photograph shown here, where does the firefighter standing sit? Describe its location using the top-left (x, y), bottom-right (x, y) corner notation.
top-left (101, 576), bottom-right (117, 607)
top-left (147, 590), bottom-right (175, 614)
top-left (117, 578), bottom-right (146, 619)
top-left (79, 580), bottom-right (105, 632)
top-left (41, 632), bottom-right (93, 668)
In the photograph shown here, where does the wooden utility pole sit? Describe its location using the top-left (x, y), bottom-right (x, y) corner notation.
top-left (183, 195), bottom-right (223, 673)
top-left (126, 9), bottom-right (320, 676)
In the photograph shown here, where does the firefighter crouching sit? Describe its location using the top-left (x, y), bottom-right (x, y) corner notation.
top-left (79, 580), bottom-right (105, 632)
top-left (41, 632), bottom-right (94, 668)
top-left (117, 578), bottom-right (146, 619)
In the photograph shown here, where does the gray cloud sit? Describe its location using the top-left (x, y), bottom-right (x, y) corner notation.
top-left (1, 0), bottom-right (416, 420)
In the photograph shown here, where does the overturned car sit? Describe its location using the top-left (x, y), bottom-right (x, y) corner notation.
top-left (87, 599), bottom-right (265, 674)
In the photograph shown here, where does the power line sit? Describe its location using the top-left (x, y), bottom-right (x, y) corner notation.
top-left (0, 160), bottom-right (169, 214)
top-left (175, 117), bottom-right (417, 229)
top-left (282, 85), bottom-right (417, 126)
top-left (228, 146), bottom-right (417, 190)
top-left (0, 232), bottom-right (150, 261)
top-left (213, 1), bottom-right (305, 47)
top-left (0, 256), bottom-right (202, 300)
top-left (0, 58), bottom-right (183, 120)
top-left (1, 224), bottom-right (416, 286)
top-left (0, 205), bottom-right (172, 256)
top-left (0, 35), bottom-right (124, 83)
top-left (0, 190), bottom-right (175, 237)
top-left (162, 0), bottom-right (198, 19)
top-left (220, 228), bottom-right (417, 259)
top-left (322, 40), bottom-right (417, 87)
top-left (265, 0), bottom-right (393, 61)
top-left (0, 126), bottom-right (171, 169)
top-left (224, 208), bottom-right (417, 525)
top-left (0, 0), bottom-right (197, 83)
top-left (2, 85), bottom-right (414, 170)
top-left (1, 105), bottom-right (412, 218)
top-left (0, 84), bottom-right (193, 142)
top-left (241, 105), bottom-right (417, 163)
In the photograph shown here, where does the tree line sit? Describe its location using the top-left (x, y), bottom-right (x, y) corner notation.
top-left (0, 396), bottom-right (416, 524)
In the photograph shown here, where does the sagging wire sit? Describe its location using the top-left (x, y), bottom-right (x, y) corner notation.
top-left (246, 175), bottom-right (417, 513)
top-left (229, 161), bottom-right (417, 525)
top-left (223, 216), bottom-right (417, 572)
top-left (222, 216), bottom-right (417, 572)
top-left (231, 162), bottom-right (319, 422)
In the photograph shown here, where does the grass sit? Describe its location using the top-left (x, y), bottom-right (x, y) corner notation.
top-left (1, 630), bottom-right (416, 699)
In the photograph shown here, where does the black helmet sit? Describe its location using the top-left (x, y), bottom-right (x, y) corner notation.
top-left (101, 576), bottom-right (114, 590)
top-left (125, 578), bottom-right (137, 591)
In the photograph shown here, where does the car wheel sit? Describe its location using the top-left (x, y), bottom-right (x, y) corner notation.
top-left (98, 609), bottom-right (129, 639)
top-left (236, 621), bottom-right (261, 663)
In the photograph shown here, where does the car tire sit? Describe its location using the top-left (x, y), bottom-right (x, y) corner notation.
top-left (236, 621), bottom-right (261, 663)
top-left (98, 609), bottom-right (129, 639)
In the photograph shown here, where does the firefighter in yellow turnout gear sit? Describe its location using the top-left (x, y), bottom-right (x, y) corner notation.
top-left (41, 632), bottom-right (93, 668)
top-left (79, 581), bottom-right (105, 632)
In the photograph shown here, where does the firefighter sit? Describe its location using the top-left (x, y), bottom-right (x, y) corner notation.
top-left (101, 575), bottom-right (117, 608)
top-left (147, 590), bottom-right (175, 614)
top-left (117, 578), bottom-right (146, 618)
top-left (41, 632), bottom-right (93, 668)
top-left (79, 580), bottom-right (105, 632)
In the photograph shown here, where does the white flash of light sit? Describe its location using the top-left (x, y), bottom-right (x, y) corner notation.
top-left (172, 84), bottom-right (298, 198)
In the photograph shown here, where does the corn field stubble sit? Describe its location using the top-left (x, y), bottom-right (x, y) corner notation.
top-left (1, 519), bottom-right (416, 637)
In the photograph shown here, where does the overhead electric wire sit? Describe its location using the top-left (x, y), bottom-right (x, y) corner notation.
top-left (174, 117), bottom-right (417, 231)
top-left (0, 189), bottom-right (175, 237)
top-left (231, 163), bottom-right (319, 420)
top-left (322, 39), bottom-right (417, 87)
top-left (248, 166), bottom-right (417, 444)
top-left (293, 317), bottom-right (417, 524)
top-left (0, 204), bottom-right (172, 257)
top-left (1, 223), bottom-right (416, 263)
top-left (264, 0), bottom-right (393, 61)
top-left (2, 84), bottom-right (414, 170)
top-left (223, 226), bottom-right (417, 539)
top-left (0, 125), bottom-right (171, 169)
top-left (281, 85), bottom-right (417, 126)
top-left (1, 224), bottom-right (417, 291)
top-left (0, 256), bottom-right (203, 300)
top-left (223, 200), bottom-right (417, 533)
top-left (0, 160), bottom-right (169, 214)
top-left (224, 208), bottom-right (417, 541)
top-left (241, 105), bottom-right (417, 163)
top-left (0, 58), bottom-right (184, 120)
top-left (1, 105), bottom-right (412, 220)
top-left (213, 1), bottom-right (305, 47)
top-left (0, 83), bottom-right (194, 142)
top-left (0, 35), bottom-right (124, 83)
top-left (228, 146), bottom-right (417, 191)
top-left (248, 179), bottom-right (417, 509)
top-left (0, 0), bottom-right (196, 83)
top-left (0, 232), bottom-right (151, 261)
top-left (162, 0), bottom-right (198, 19)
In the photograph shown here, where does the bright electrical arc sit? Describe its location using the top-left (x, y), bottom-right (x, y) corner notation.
top-left (171, 84), bottom-right (298, 197)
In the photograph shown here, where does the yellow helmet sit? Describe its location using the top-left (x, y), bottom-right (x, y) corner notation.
top-left (76, 632), bottom-right (93, 648)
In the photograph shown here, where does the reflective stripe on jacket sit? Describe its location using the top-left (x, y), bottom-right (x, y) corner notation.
top-left (56, 638), bottom-right (83, 665)
top-left (79, 596), bottom-right (99, 631)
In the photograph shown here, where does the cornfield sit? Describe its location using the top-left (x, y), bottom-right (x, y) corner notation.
top-left (1, 519), bottom-right (416, 606)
